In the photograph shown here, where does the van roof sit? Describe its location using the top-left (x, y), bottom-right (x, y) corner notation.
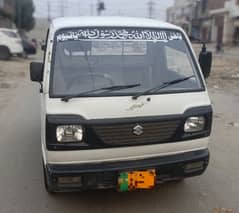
top-left (51, 16), bottom-right (181, 31)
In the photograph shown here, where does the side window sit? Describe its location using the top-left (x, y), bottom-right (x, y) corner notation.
top-left (165, 45), bottom-right (193, 77)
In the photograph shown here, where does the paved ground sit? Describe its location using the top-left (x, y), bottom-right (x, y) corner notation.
top-left (0, 50), bottom-right (239, 213)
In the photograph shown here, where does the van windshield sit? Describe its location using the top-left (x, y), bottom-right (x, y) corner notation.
top-left (51, 28), bottom-right (203, 97)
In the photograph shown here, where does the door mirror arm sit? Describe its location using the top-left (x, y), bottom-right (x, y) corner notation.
top-left (39, 82), bottom-right (43, 93)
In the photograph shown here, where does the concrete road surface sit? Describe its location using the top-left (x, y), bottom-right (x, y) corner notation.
top-left (0, 58), bottom-right (239, 213)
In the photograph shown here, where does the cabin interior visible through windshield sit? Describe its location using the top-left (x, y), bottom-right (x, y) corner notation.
top-left (51, 30), bottom-right (202, 97)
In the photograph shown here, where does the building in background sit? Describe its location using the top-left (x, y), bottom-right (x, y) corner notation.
top-left (167, 0), bottom-right (239, 45)
top-left (223, 0), bottom-right (239, 44)
top-left (167, 0), bottom-right (197, 35)
top-left (198, 0), bottom-right (239, 44)
top-left (0, 0), bottom-right (15, 28)
top-left (207, 0), bottom-right (228, 44)
top-left (193, 0), bottom-right (227, 43)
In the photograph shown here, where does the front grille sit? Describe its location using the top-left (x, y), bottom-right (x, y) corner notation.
top-left (92, 120), bottom-right (180, 146)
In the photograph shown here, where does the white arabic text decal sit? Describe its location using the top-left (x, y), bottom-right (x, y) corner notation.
top-left (56, 29), bottom-right (183, 42)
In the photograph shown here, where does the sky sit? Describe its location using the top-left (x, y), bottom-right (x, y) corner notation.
top-left (33, 0), bottom-right (174, 21)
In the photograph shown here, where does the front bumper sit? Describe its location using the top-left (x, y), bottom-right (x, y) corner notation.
top-left (45, 149), bottom-right (209, 192)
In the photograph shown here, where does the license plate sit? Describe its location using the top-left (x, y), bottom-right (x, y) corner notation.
top-left (118, 169), bottom-right (156, 192)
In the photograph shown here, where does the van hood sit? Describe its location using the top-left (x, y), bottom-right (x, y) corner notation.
top-left (45, 92), bottom-right (211, 119)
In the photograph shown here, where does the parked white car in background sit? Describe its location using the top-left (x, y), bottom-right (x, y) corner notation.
top-left (0, 28), bottom-right (23, 60)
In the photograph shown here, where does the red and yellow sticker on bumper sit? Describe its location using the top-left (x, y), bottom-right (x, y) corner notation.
top-left (118, 170), bottom-right (156, 192)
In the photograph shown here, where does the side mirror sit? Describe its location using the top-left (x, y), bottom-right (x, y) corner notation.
top-left (199, 44), bottom-right (212, 79)
top-left (30, 62), bottom-right (43, 82)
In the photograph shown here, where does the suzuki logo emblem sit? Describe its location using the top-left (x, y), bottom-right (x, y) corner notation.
top-left (133, 124), bottom-right (144, 136)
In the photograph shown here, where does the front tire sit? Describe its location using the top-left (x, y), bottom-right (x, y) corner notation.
top-left (0, 46), bottom-right (10, 60)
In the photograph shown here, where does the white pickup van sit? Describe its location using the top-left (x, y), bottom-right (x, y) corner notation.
top-left (30, 17), bottom-right (213, 193)
top-left (0, 28), bottom-right (23, 60)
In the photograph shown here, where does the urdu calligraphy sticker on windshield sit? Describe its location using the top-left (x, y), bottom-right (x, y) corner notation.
top-left (56, 28), bottom-right (183, 42)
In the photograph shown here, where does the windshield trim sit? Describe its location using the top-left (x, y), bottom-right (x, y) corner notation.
top-left (49, 27), bottom-right (205, 99)
top-left (52, 88), bottom-right (206, 99)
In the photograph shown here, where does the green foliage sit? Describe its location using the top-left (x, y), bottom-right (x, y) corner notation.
top-left (14, 0), bottom-right (35, 32)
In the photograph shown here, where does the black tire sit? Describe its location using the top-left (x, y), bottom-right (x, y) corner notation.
top-left (43, 164), bottom-right (55, 193)
top-left (0, 46), bottom-right (10, 60)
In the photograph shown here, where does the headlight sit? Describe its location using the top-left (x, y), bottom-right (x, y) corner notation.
top-left (184, 116), bottom-right (205, 133)
top-left (56, 125), bottom-right (83, 142)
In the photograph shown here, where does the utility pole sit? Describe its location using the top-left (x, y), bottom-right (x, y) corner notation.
top-left (90, 0), bottom-right (94, 16)
top-left (16, 0), bottom-right (22, 30)
top-left (97, 0), bottom-right (105, 16)
top-left (60, 0), bottom-right (64, 17)
top-left (47, 0), bottom-right (51, 23)
top-left (148, 0), bottom-right (155, 19)
top-left (118, 9), bottom-right (121, 16)
top-left (65, 0), bottom-right (68, 16)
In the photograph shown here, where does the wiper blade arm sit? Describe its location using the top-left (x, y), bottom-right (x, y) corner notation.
top-left (97, 84), bottom-right (141, 96)
top-left (101, 84), bottom-right (141, 91)
top-left (164, 75), bottom-right (195, 85)
top-left (61, 84), bottom-right (141, 102)
top-left (132, 75), bottom-right (195, 100)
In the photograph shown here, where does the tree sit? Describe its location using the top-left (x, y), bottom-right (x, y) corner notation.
top-left (15, 0), bottom-right (35, 32)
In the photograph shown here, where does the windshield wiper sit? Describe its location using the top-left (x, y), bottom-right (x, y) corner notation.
top-left (61, 84), bottom-right (141, 102)
top-left (132, 75), bottom-right (195, 100)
